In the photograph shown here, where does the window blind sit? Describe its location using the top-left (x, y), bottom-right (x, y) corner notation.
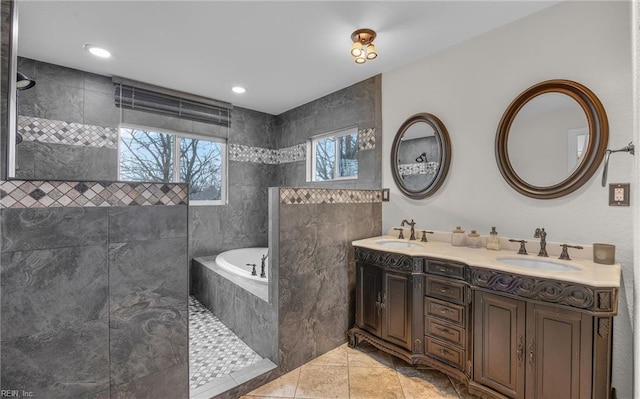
top-left (113, 77), bottom-right (232, 127)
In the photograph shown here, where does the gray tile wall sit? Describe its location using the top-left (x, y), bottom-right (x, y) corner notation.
top-left (15, 57), bottom-right (119, 181)
top-left (189, 107), bottom-right (278, 260)
top-left (275, 75), bottom-right (382, 189)
top-left (0, 204), bottom-right (189, 398)
top-left (276, 198), bottom-right (382, 371)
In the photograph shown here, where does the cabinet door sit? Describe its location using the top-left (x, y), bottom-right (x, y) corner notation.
top-left (381, 271), bottom-right (411, 350)
top-left (525, 303), bottom-right (592, 399)
top-left (474, 291), bottom-right (526, 399)
top-left (356, 263), bottom-right (382, 336)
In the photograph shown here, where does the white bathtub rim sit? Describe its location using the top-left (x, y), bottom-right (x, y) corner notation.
top-left (215, 247), bottom-right (269, 285)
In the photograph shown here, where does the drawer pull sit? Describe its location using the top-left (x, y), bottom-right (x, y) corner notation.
top-left (438, 348), bottom-right (451, 356)
top-left (439, 287), bottom-right (452, 294)
top-left (438, 267), bottom-right (449, 273)
top-left (436, 326), bottom-right (452, 335)
top-left (439, 308), bottom-right (449, 314)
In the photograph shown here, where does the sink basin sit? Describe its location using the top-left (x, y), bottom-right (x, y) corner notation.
top-left (498, 257), bottom-right (580, 272)
top-left (375, 240), bottom-right (424, 249)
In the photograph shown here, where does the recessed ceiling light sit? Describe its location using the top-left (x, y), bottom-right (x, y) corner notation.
top-left (232, 86), bottom-right (246, 94)
top-left (83, 44), bottom-right (111, 58)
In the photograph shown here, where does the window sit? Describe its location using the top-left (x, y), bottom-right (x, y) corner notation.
top-left (119, 126), bottom-right (226, 205)
top-left (308, 128), bottom-right (358, 181)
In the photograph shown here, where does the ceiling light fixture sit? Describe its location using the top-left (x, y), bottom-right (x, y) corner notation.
top-left (232, 86), bottom-right (246, 94)
top-left (83, 44), bottom-right (111, 58)
top-left (350, 28), bottom-right (377, 64)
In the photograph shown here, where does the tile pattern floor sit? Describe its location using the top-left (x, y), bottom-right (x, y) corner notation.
top-left (242, 342), bottom-right (480, 399)
top-left (189, 296), bottom-right (263, 390)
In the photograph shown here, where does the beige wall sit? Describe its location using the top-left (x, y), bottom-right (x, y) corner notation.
top-left (382, 2), bottom-right (633, 397)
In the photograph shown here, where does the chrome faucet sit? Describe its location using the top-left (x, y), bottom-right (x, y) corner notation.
top-left (534, 228), bottom-right (548, 257)
top-left (401, 219), bottom-right (417, 240)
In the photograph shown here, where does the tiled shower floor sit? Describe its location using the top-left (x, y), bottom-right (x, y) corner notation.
top-left (189, 296), bottom-right (263, 390)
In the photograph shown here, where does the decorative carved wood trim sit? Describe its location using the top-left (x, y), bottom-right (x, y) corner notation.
top-left (355, 247), bottom-right (414, 272)
top-left (413, 258), bottom-right (424, 273)
top-left (598, 318), bottom-right (610, 338)
top-left (469, 267), bottom-right (615, 313)
top-left (413, 339), bottom-right (422, 353)
top-left (413, 275), bottom-right (422, 291)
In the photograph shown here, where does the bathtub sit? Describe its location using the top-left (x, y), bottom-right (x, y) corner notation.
top-left (215, 247), bottom-right (269, 285)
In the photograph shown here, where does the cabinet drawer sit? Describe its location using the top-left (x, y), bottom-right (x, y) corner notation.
top-left (425, 336), bottom-right (465, 370)
top-left (424, 297), bottom-right (465, 326)
top-left (426, 276), bottom-right (466, 304)
top-left (425, 317), bottom-right (465, 347)
top-left (426, 260), bottom-right (465, 280)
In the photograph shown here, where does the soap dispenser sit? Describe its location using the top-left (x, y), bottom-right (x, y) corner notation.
top-left (486, 226), bottom-right (500, 251)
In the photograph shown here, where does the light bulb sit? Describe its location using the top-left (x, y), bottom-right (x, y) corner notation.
top-left (355, 56), bottom-right (366, 64)
top-left (351, 42), bottom-right (363, 58)
top-left (366, 44), bottom-right (377, 60)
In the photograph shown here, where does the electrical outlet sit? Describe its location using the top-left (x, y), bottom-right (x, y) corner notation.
top-left (609, 183), bottom-right (630, 206)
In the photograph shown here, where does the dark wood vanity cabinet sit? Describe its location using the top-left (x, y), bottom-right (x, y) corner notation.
top-left (350, 247), bottom-right (617, 399)
top-left (472, 290), bottom-right (602, 399)
top-left (355, 260), bottom-right (413, 351)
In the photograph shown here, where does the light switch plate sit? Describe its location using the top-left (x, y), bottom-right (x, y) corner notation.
top-left (382, 188), bottom-right (390, 202)
top-left (609, 183), bottom-right (630, 206)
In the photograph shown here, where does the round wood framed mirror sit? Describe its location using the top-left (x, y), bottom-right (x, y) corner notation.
top-left (495, 80), bottom-right (608, 199)
top-left (391, 113), bottom-right (451, 199)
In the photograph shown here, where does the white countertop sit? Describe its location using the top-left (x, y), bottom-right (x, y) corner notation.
top-left (352, 235), bottom-right (621, 288)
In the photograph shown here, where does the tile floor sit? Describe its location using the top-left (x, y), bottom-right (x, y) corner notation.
top-left (189, 296), bottom-right (263, 390)
top-left (241, 342), bottom-right (480, 399)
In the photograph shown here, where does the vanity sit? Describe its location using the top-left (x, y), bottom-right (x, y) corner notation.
top-left (348, 235), bottom-right (620, 399)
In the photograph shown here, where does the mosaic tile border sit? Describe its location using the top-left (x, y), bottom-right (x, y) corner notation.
top-left (0, 180), bottom-right (188, 209)
top-left (18, 115), bottom-right (118, 149)
top-left (228, 143), bottom-right (305, 164)
top-left (398, 162), bottom-right (440, 176)
top-left (280, 187), bottom-right (382, 204)
top-left (358, 128), bottom-right (375, 151)
top-left (228, 128), bottom-right (375, 165)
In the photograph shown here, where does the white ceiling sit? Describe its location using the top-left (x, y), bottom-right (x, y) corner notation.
top-left (17, 1), bottom-right (558, 115)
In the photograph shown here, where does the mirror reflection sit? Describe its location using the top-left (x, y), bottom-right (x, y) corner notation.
top-left (391, 113), bottom-right (451, 199)
top-left (507, 92), bottom-right (589, 186)
top-left (495, 79), bottom-right (609, 199)
top-left (397, 122), bottom-right (440, 191)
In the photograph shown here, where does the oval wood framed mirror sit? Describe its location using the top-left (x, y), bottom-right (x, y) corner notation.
top-left (495, 80), bottom-right (608, 199)
top-left (391, 113), bottom-right (452, 199)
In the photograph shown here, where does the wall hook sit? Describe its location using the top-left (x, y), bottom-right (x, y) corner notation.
top-left (601, 142), bottom-right (634, 187)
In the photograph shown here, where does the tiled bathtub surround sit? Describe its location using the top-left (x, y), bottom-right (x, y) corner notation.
top-left (0, 180), bottom-right (188, 208)
top-left (279, 187), bottom-right (383, 205)
top-left (0, 201), bottom-right (189, 398)
top-left (18, 115), bottom-right (118, 148)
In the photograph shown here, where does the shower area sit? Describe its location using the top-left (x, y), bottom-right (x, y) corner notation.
top-left (3, 11), bottom-right (382, 392)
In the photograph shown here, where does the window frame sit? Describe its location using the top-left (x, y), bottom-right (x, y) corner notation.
top-left (307, 126), bottom-right (359, 182)
top-left (117, 123), bottom-right (227, 206)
